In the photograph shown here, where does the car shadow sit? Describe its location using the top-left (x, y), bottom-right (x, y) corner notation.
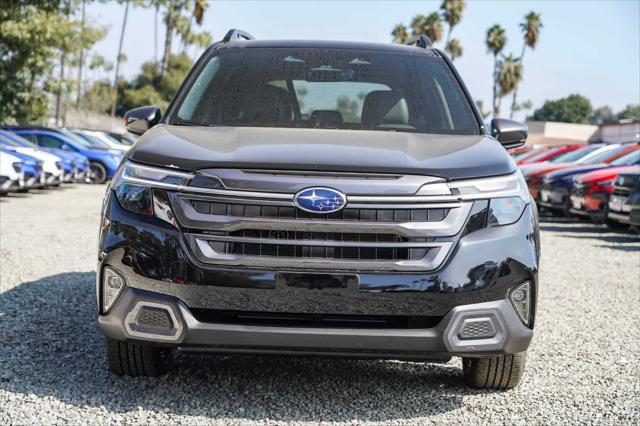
top-left (0, 272), bottom-right (474, 422)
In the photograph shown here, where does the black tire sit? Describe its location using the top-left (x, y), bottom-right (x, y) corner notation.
top-left (462, 352), bottom-right (527, 390)
top-left (90, 162), bottom-right (108, 184)
top-left (106, 338), bottom-right (173, 377)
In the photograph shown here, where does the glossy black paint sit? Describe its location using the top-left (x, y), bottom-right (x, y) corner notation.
top-left (128, 125), bottom-right (517, 180)
top-left (124, 106), bottom-right (162, 135)
top-left (491, 118), bottom-right (528, 149)
top-left (99, 191), bottom-right (538, 322)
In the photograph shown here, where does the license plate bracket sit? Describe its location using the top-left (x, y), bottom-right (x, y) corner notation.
top-left (275, 272), bottom-right (359, 291)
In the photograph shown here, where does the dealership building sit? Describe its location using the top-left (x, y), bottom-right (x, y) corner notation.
top-left (526, 120), bottom-right (640, 146)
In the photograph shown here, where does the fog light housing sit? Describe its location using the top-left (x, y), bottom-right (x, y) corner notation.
top-left (102, 267), bottom-right (125, 313)
top-left (510, 281), bottom-right (531, 326)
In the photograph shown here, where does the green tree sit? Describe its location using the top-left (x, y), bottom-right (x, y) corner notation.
top-left (510, 11), bottom-right (542, 118)
top-left (617, 104), bottom-right (640, 121)
top-left (445, 38), bottom-right (463, 61)
top-left (475, 100), bottom-right (490, 120)
top-left (590, 106), bottom-right (616, 125)
top-left (497, 54), bottom-right (523, 112)
top-left (391, 24), bottom-right (410, 43)
top-left (532, 94), bottom-right (593, 124)
top-left (485, 24), bottom-right (507, 116)
top-left (0, 2), bottom-right (103, 123)
top-left (412, 12), bottom-right (443, 44)
top-left (441, 0), bottom-right (465, 59)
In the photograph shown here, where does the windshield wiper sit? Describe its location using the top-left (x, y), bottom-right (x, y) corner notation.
top-left (173, 118), bottom-right (205, 126)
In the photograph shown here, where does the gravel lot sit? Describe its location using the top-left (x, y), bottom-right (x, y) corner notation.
top-left (1, 184), bottom-right (639, 425)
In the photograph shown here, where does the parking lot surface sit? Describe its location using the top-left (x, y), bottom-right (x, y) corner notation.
top-left (1, 185), bottom-right (639, 425)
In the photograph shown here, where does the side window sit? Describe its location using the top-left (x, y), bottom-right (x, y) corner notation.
top-left (36, 134), bottom-right (65, 149)
top-left (17, 132), bottom-right (37, 143)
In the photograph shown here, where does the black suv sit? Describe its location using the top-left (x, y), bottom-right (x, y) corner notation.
top-left (98, 30), bottom-right (539, 389)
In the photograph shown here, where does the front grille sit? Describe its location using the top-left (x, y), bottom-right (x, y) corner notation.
top-left (190, 200), bottom-right (448, 222)
top-left (207, 230), bottom-right (430, 261)
top-left (190, 309), bottom-right (443, 329)
top-left (572, 184), bottom-right (587, 197)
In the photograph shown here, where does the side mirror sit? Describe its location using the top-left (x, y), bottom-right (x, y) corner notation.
top-left (491, 118), bottom-right (528, 149)
top-left (124, 106), bottom-right (162, 135)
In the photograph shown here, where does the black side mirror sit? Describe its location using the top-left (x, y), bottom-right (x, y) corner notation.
top-left (491, 118), bottom-right (528, 149)
top-left (124, 106), bottom-right (162, 135)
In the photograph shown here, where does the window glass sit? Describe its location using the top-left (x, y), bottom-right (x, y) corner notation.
top-left (549, 146), bottom-right (599, 163)
top-left (174, 47), bottom-right (478, 135)
top-left (610, 149), bottom-right (639, 166)
top-left (36, 134), bottom-right (65, 149)
top-left (585, 145), bottom-right (629, 164)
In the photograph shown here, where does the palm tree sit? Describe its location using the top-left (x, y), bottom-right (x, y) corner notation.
top-left (497, 53), bottom-right (523, 116)
top-left (422, 12), bottom-right (444, 43)
top-left (160, 0), bottom-right (176, 81)
top-left (441, 0), bottom-right (466, 45)
top-left (391, 24), bottom-right (409, 44)
top-left (485, 24), bottom-right (507, 116)
top-left (410, 15), bottom-right (426, 36)
top-left (111, 0), bottom-right (130, 117)
top-left (510, 12), bottom-right (542, 118)
top-left (446, 38), bottom-right (463, 60)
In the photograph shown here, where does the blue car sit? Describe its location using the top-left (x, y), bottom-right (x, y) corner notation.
top-left (0, 148), bottom-right (43, 190)
top-left (4, 127), bottom-right (123, 184)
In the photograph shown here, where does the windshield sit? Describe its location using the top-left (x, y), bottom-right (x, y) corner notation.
top-left (0, 131), bottom-right (39, 148)
top-left (57, 129), bottom-right (99, 149)
top-left (69, 130), bottom-right (110, 149)
top-left (549, 146), bottom-right (598, 163)
top-left (584, 145), bottom-right (629, 164)
top-left (173, 47), bottom-right (479, 135)
top-left (610, 148), bottom-right (639, 166)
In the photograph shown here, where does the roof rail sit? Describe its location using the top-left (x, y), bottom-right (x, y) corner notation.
top-left (404, 35), bottom-right (432, 49)
top-left (222, 29), bottom-right (255, 43)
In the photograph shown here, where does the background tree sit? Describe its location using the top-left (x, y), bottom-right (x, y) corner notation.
top-left (485, 24), bottom-right (506, 116)
top-left (497, 53), bottom-right (523, 115)
top-left (590, 106), bottom-right (616, 125)
top-left (391, 24), bottom-right (410, 43)
top-left (445, 38), bottom-right (463, 60)
top-left (617, 104), bottom-right (640, 121)
top-left (441, 0), bottom-right (465, 59)
top-left (510, 11), bottom-right (542, 118)
top-left (411, 12), bottom-right (443, 44)
top-left (475, 100), bottom-right (490, 120)
top-left (532, 94), bottom-right (593, 124)
top-left (111, 0), bottom-right (131, 116)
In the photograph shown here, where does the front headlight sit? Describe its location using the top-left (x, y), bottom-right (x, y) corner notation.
top-left (111, 161), bottom-right (224, 227)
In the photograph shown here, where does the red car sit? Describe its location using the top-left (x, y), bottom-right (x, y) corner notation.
top-left (569, 161), bottom-right (640, 222)
top-left (517, 145), bottom-right (584, 166)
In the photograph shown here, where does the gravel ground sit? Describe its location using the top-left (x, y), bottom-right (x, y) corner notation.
top-left (1, 184), bottom-right (639, 425)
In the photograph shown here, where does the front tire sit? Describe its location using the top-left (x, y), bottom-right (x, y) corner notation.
top-left (90, 162), bottom-right (108, 184)
top-left (106, 338), bottom-right (173, 377)
top-left (462, 352), bottom-right (527, 389)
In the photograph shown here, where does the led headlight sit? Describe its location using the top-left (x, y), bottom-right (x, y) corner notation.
top-left (102, 267), bottom-right (125, 312)
top-left (111, 161), bottom-right (224, 227)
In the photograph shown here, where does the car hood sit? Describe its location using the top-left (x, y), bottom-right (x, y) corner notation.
top-left (578, 165), bottom-right (640, 183)
top-left (129, 125), bottom-right (515, 180)
top-left (544, 164), bottom-right (608, 181)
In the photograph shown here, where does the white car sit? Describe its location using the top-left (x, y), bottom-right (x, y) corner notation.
top-left (71, 129), bottom-right (130, 153)
top-left (0, 133), bottom-right (64, 186)
top-left (0, 151), bottom-right (25, 193)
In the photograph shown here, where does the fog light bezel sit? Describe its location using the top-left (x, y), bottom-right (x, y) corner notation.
top-left (509, 281), bottom-right (532, 327)
top-left (102, 266), bottom-right (126, 314)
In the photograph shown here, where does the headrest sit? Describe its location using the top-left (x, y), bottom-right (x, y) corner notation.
top-left (362, 90), bottom-right (409, 127)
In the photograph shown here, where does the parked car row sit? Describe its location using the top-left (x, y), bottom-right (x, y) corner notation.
top-left (0, 127), bottom-right (134, 194)
top-left (514, 142), bottom-right (640, 231)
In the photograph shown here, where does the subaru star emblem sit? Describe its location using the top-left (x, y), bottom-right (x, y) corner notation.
top-left (294, 187), bottom-right (347, 213)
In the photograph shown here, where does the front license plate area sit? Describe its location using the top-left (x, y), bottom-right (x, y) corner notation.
top-left (276, 272), bottom-right (359, 291)
top-left (571, 197), bottom-right (582, 210)
top-left (609, 196), bottom-right (625, 212)
top-left (541, 190), bottom-right (550, 202)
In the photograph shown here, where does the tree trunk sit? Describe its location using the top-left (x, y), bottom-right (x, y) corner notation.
top-left (510, 45), bottom-right (527, 119)
top-left (160, 0), bottom-right (175, 81)
top-left (76, 0), bottom-right (86, 108)
top-left (55, 53), bottom-right (66, 126)
top-left (154, 4), bottom-right (159, 62)
top-left (111, 0), bottom-right (130, 117)
top-left (492, 54), bottom-right (499, 117)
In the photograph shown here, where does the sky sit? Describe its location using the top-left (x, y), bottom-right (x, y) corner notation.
top-left (89, 0), bottom-right (640, 121)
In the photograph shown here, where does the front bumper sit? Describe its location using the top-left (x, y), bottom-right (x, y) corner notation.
top-left (99, 286), bottom-right (533, 360)
top-left (539, 186), bottom-right (570, 210)
top-left (97, 193), bottom-right (539, 359)
top-left (0, 177), bottom-right (19, 193)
